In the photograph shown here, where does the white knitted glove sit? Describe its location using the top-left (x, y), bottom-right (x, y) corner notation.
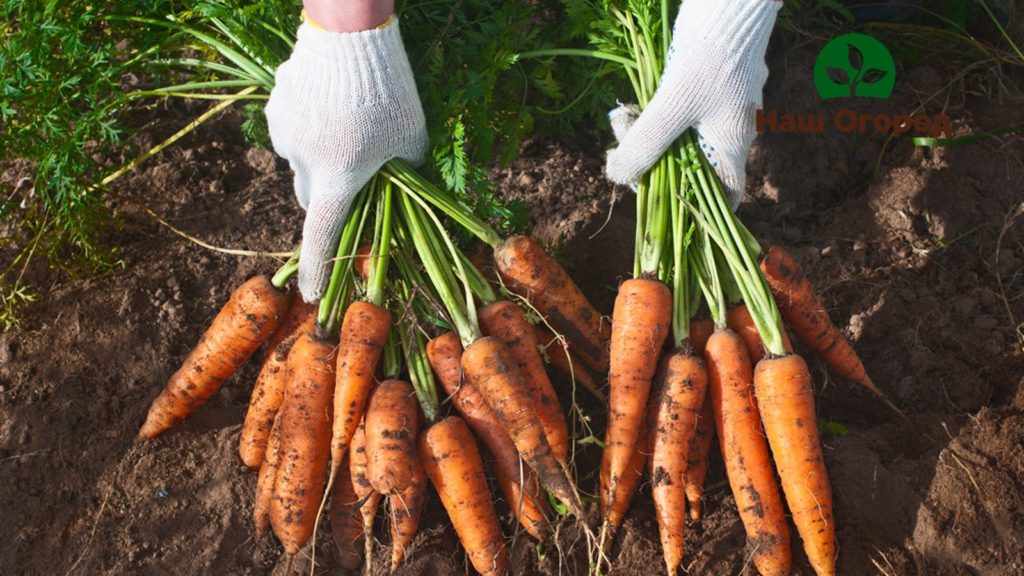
top-left (266, 18), bottom-right (427, 302)
top-left (605, 0), bottom-right (781, 209)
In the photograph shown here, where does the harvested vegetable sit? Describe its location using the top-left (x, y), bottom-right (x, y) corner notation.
top-left (138, 275), bottom-right (289, 440)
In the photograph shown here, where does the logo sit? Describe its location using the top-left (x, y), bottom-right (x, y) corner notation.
top-left (756, 33), bottom-right (951, 139)
top-left (814, 33), bottom-right (896, 100)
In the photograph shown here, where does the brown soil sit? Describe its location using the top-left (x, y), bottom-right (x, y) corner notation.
top-left (2, 41), bottom-right (1024, 576)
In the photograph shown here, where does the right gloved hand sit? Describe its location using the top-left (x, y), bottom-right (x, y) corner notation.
top-left (266, 17), bottom-right (428, 302)
top-left (605, 0), bottom-right (781, 209)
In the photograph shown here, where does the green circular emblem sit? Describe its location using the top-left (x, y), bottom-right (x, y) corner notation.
top-left (814, 33), bottom-right (896, 100)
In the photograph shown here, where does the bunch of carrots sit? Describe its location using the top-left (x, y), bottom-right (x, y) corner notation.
top-left (561, 2), bottom-right (901, 575)
top-left (137, 159), bottom-right (610, 574)
top-left (134, 2), bottom-right (901, 574)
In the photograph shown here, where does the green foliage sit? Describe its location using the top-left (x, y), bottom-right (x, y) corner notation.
top-left (0, 1), bottom-right (153, 328)
top-left (1, 0), bottom-right (612, 326)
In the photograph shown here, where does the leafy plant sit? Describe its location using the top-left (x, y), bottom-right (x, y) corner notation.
top-left (2, 0), bottom-right (613, 327)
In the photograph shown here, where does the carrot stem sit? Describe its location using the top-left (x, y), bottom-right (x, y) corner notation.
top-left (271, 249), bottom-right (300, 290)
top-left (318, 182), bottom-right (373, 333)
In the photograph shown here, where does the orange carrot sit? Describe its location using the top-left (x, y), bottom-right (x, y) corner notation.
top-left (390, 457), bottom-right (426, 572)
top-left (689, 319), bottom-right (715, 357)
top-left (478, 301), bottom-right (570, 467)
top-left (600, 425), bottom-right (648, 532)
top-left (648, 350), bottom-right (708, 575)
top-left (253, 412), bottom-right (282, 539)
top-left (269, 331), bottom-right (337, 555)
top-left (532, 324), bottom-right (604, 402)
top-left (760, 246), bottom-right (886, 402)
top-left (683, 397), bottom-right (715, 523)
top-left (755, 354), bottom-right (837, 576)
top-left (366, 379), bottom-right (420, 495)
top-left (467, 242), bottom-right (499, 285)
top-left (494, 235), bottom-right (609, 372)
top-left (354, 243), bottom-right (374, 280)
top-left (462, 336), bottom-right (581, 513)
top-left (601, 278), bottom-right (672, 530)
top-left (329, 301), bottom-right (393, 485)
top-left (330, 454), bottom-right (365, 572)
top-left (350, 416), bottom-right (382, 573)
top-left (706, 329), bottom-right (791, 576)
top-left (419, 416), bottom-right (508, 576)
top-left (428, 332), bottom-right (550, 539)
top-left (138, 275), bottom-right (289, 440)
top-left (239, 295), bottom-right (316, 469)
top-left (726, 302), bottom-right (793, 365)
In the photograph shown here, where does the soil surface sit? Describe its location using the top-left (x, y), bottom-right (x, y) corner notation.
top-left (2, 38), bottom-right (1024, 576)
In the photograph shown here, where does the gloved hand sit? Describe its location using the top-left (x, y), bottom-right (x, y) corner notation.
top-left (605, 0), bottom-right (781, 209)
top-left (266, 17), bottom-right (428, 302)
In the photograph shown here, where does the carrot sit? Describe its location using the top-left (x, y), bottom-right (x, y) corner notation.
top-left (760, 246), bottom-right (888, 403)
top-left (726, 302), bottom-right (793, 365)
top-left (478, 301), bottom-right (570, 467)
top-left (601, 278), bottom-right (672, 528)
top-left (354, 243), bottom-right (374, 280)
top-left (532, 324), bottom-right (604, 402)
top-left (467, 242), bottom-right (499, 285)
top-left (461, 336), bottom-right (581, 513)
top-left (648, 350), bottom-right (708, 575)
top-left (428, 332), bottom-right (550, 539)
top-left (494, 235), bottom-right (609, 373)
top-left (269, 331), bottom-right (337, 555)
top-left (390, 457), bottom-right (426, 572)
top-left (350, 416), bottom-right (383, 573)
top-left (683, 397), bottom-right (715, 523)
top-left (418, 416), bottom-right (508, 576)
top-left (365, 379), bottom-right (419, 495)
top-left (755, 354), bottom-right (837, 576)
top-left (329, 301), bottom-right (393, 487)
top-left (239, 295), bottom-right (316, 469)
top-left (706, 329), bottom-right (791, 576)
top-left (330, 454), bottom-right (365, 572)
top-left (689, 319), bottom-right (715, 357)
top-left (253, 412), bottom-right (282, 539)
top-left (599, 424), bottom-right (648, 532)
top-left (138, 275), bottom-right (289, 440)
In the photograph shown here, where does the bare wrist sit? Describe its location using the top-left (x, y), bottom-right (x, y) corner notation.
top-left (303, 0), bottom-right (393, 33)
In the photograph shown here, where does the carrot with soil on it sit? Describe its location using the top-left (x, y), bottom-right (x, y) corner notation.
top-left (317, 181), bottom-right (395, 547)
top-left (532, 323), bottom-right (605, 402)
top-left (494, 235), bottom-right (610, 373)
top-left (461, 335), bottom-right (582, 514)
top-left (138, 273), bottom-right (291, 440)
top-left (397, 188), bottom-right (582, 515)
top-left (428, 331), bottom-right (551, 539)
top-left (350, 416), bottom-right (382, 573)
top-left (648, 350), bottom-right (708, 575)
top-left (706, 327), bottom-right (792, 576)
top-left (600, 277), bottom-right (673, 538)
top-left (478, 300), bottom-right (571, 468)
top-left (418, 416), bottom-right (508, 576)
top-left (683, 397), bottom-right (715, 522)
top-left (268, 329), bottom-right (338, 555)
top-left (759, 245), bottom-right (902, 415)
top-left (389, 456), bottom-right (426, 572)
top-left (330, 454), bottom-right (366, 573)
top-left (253, 412), bottom-right (283, 539)
top-left (689, 318), bottom-right (715, 357)
top-left (239, 293), bottom-right (316, 469)
top-left (755, 354), bottom-right (837, 576)
top-left (727, 302), bottom-right (793, 364)
top-left (365, 379), bottom-right (420, 495)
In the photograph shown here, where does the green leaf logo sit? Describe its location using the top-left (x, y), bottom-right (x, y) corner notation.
top-left (814, 33), bottom-right (896, 99)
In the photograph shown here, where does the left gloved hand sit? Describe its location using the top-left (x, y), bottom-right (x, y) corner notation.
top-left (266, 17), bottom-right (427, 302)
